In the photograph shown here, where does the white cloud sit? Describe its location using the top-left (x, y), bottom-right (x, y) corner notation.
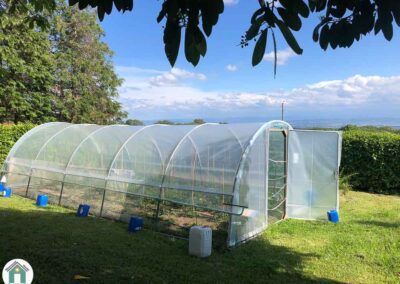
top-left (263, 48), bottom-right (297, 66)
top-left (116, 67), bottom-right (400, 120)
top-left (226, 64), bottom-right (238, 72)
top-left (148, 68), bottom-right (206, 87)
top-left (224, 0), bottom-right (239, 5)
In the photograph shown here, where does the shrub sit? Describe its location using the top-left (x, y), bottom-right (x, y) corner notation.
top-left (0, 123), bottom-right (35, 166)
top-left (341, 129), bottom-right (400, 194)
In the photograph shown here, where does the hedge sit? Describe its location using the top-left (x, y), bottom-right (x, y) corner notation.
top-left (0, 123), bottom-right (35, 166)
top-left (341, 129), bottom-right (400, 194)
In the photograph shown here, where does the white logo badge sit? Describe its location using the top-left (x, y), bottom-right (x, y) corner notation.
top-left (2, 259), bottom-right (34, 284)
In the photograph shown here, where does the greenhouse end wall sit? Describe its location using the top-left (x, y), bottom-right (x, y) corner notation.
top-left (1, 121), bottom-right (341, 247)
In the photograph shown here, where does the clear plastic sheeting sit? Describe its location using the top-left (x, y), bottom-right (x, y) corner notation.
top-left (1, 121), bottom-right (341, 247)
top-left (286, 130), bottom-right (341, 220)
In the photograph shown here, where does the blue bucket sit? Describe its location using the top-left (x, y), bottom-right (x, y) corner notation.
top-left (3, 187), bottom-right (12, 198)
top-left (77, 204), bottom-right (90, 217)
top-left (36, 194), bottom-right (48, 206)
top-left (327, 210), bottom-right (339, 223)
top-left (128, 216), bottom-right (143, 232)
top-left (0, 183), bottom-right (4, 191)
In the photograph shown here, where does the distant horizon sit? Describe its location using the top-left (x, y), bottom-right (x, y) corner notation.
top-left (138, 116), bottom-right (400, 128)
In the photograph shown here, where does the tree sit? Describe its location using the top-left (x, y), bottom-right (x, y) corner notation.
top-left (125, 119), bottom-right (144, 126)
top-left (50, 2), bottom-right (127, 124)
top-left (0, 3), bottom-right (56, 123)
top-left (11, 0), bottom-right (400, 75)
top-left (192, 118), bottom-right (205, 125)
top-left (155, 120), bottom-right (175, 125)
top-left (0, 1), bottom-right (127, 124)
top-left (154, 119), bottom-right (206, 125)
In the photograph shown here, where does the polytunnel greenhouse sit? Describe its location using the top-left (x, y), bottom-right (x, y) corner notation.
top-left (1, 121), bottom-right (342, 246)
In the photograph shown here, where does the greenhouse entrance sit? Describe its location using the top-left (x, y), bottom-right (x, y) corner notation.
top-left (267, 129), bottom-right (288, 224)
top-left (1, 121), bottom-right (341, 247)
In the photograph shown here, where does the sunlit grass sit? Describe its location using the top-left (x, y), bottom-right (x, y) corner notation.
top-left (0, 191), bottom-right (399, 283)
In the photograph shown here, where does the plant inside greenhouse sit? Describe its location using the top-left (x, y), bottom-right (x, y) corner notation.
top-left (1, 121), bottom-right (341, 247)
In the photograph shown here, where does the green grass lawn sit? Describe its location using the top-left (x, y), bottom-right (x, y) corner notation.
top-left (0, 191), bottom-right (399, 283)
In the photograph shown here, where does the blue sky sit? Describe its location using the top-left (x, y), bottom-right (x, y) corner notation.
top-left (99, 0), bottom-right (400, 123)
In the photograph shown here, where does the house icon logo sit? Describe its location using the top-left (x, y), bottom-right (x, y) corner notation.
top-left (2, 259), bottom-right (33, 284)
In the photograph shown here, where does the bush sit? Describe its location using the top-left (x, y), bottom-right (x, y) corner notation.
top-left (342, 129), bottom-right (400, 194)
top-left (0, 123), bottom-right (35, 166)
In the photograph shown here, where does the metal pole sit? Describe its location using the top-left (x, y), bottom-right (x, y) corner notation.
top-left (99, 188), bottom-right (106, 217)
top-left (155, 194), bottom-right (161, 221)
top-left (281, 101), bottom-right (285, 121)
top-left (283, 130), bottom-right (288, 219)
top-left (25, 175), bottom-right (32, 197)
top-left (58, 175), bottom-right (66, 205)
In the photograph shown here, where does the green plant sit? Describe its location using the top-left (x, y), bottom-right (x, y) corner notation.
top-left (339, 170), bottom-right (356, 195)
top-left (0, 123), bottom-right (35, 166)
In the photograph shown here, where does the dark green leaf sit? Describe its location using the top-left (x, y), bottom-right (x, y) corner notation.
top-left (194, 27), bottom-right (207, 56)
top-left (200, 0), bottom-right (224, 37)
top-left (313, 25), bottom-right (319, 42)
top-left (69, 0), bottom-right (79, 6)
top-left (252, 29), bottom-right (268, 66)
top-left (272, 30), bottom-right (277, 77)
top-left (308, 0), bottom-right (317, 12)
top-left (157, 2), bottom-right (167, 23)
top-left (245, 18), bottom-right (263, 41)
top-left (251, 7), bottom-right (265, 24)
top-left (295, 0), bottom-right (310, 18)
top-left (164, 19), bottom-right (181, 66)
top-left (104, 0), bottom-right (113, 15)
top-left (277, 8), bottom-right (302, 31)
top-left (275, 18), bottom-right (303, 55)
top-left (319, 24), bottom-right (329, 50)
top-left (97, 5), bottom-right (105, 21)
top-left (329, 22), bottom-right (339, 49)
top-left (263, 7), bottom-right (275, 27)
top-left (330, 5), bottom-right (346, 18)
top-left (185, 26), bottom-right (201, 66)
top-left (313, 17), bottom-right (332, 42)
top-left (316, 0), bottom-right (327, 12)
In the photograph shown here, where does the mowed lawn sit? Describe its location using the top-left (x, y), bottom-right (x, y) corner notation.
top-left (0, 191), bottom-right (399, 283)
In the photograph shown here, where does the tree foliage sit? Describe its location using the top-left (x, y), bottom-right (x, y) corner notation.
top-left (154, 118), bottom-right (206, 125)
top-left (10, 0), bottom-right (400, 75)
top-left (125, 119), bottom-right (144, 125)
top-left (50, 2), bottom-right (126, 124)
top-left (0, 1), bottom-right (126, 124)
top-left (0, 5), bottom-right (56, 123)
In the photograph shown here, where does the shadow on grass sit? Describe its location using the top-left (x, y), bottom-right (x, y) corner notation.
top-left (0, 206), bottom-right (343, 283)
top-left (355, 220), bottom-right (400, 228)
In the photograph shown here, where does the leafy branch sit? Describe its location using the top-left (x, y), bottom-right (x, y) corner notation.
top-left (7, 0), bottom-right (400, 76)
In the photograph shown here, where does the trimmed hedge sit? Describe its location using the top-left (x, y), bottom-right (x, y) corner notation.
top-left (0, 123), bottom-right (35, 165)
top-left (342, 129), bottom-right (400, 194)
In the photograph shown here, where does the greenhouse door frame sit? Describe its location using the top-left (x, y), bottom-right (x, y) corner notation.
top-left (267, 128), bottom-right (289, 221)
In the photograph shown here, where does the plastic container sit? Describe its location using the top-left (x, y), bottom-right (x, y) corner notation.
top-left (189, 226), bottom-right (212, 258)
top-left (77, 204), bottom-right (90, 217)
top-left (36, 194), bottom-right (48, 206)
top-left (327, 209), bottom-right (339, 223)
top-left (0, 183), bottom-right (4, 191)
top-left (3, 187), bottom-right (12, 198)
top-left (128, 216), bottom-right (143, 232)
